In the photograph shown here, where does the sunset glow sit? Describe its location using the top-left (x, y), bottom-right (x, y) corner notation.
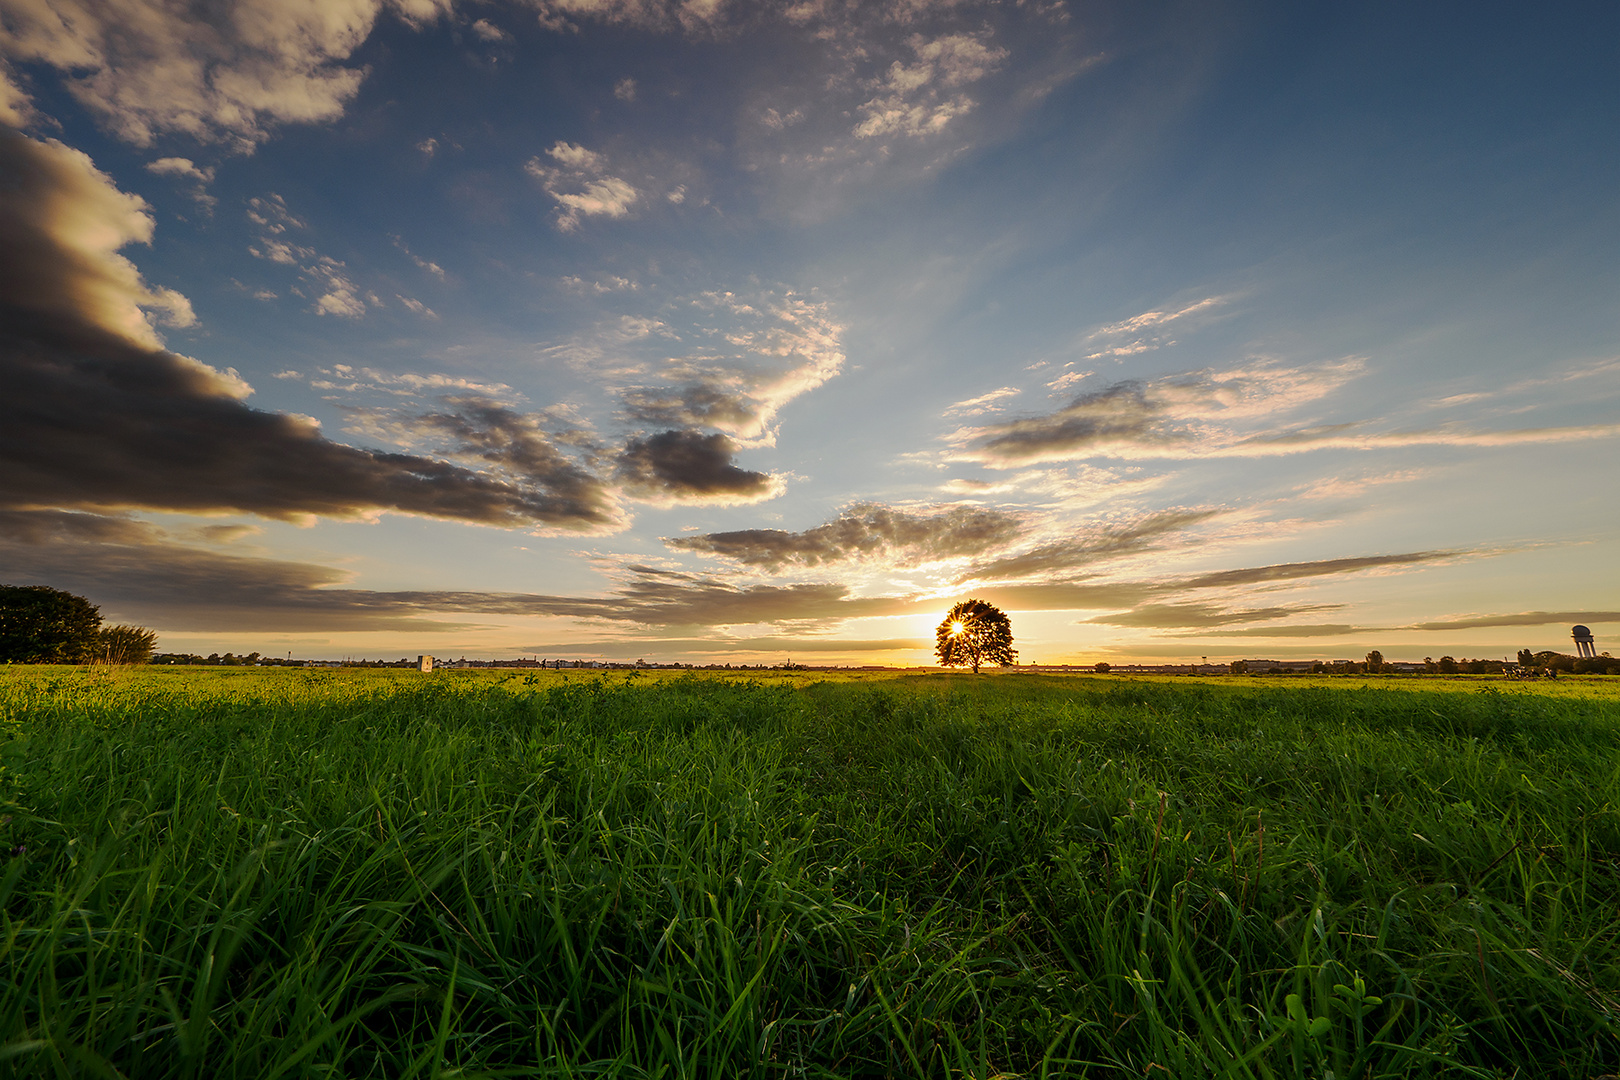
top-left (1, 1), bottom-right (1615, 665)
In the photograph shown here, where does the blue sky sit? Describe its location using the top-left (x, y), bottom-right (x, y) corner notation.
top-left (1, 0), bottom-right (1616, 664)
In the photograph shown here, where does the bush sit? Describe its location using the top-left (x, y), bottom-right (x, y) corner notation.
top-left (100, 625), bottom-right (158, 665)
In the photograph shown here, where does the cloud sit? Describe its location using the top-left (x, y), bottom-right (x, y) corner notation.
top-left (618, 290), bottom-right (845, 442)
top-left (0, 510), bottom-right (913, 631)
top-left (853, 33), bottom-right (1007, 139)
top-left (944, 386), bottom-right (1019, 417)
top-left (1083, 602), bottom-right (1345, 629)
top-left (470, 17), bottom-right (509, 41)
top-left (528, 0), bottom-right (731, 34)
top-left (561, 274), bottom-right (637, 293)
top-left (1188, 624), bottom-right (1361, 638)
top-left (666, 502), bottom-right (1025, 569)
top-left (307, 365), bottom-right (513, 397)
top-left (526, 142), bottom-right (639, 231)
top-left (616, 430), bottom-right (783, 505)
top-left (952, 361), bottom-right (1364, 466)
top-left (962, 508), bottom-right (1222, 581)
top-left (245, 194), bottom-right (377, 317)
top-left (942, 464), bottom-right (1164, 506)
top-left (391, 234), bottom-right (446, 278)
top-left (1175, 550), bottom-right (1462, 590)
top-left (145, 156), bottom-right (214, 185)
top-left (0, 0), bottom-right (451, 148)
top-left (0, 133), bottom-right (621, 532)
top-left (614, 76), bottom-right (637, 101)
top-left (1401, 611), bottom-right (1620, 631)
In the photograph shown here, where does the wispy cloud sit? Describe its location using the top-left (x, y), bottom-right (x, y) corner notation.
top-left (953, 361), bottom-right (1363, 467)
top-left (959, 508), bottom-right (1222, 582)
top-left (944, 386), bottom-right (1020, 417)
top-left (1401, 611), bottom-right (1620, 631)
top-left (247, 194), bottom-right (379, 319)
top-left (1082, 296), bottom-right (1228, 360)
top-left (1083, 602), bottom-right (1345, 628)
top-left (667, 502), bottom-right (1025, 570)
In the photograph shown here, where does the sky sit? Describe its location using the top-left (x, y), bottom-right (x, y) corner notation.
top-left (1, 0), bottom-right (1617, 666)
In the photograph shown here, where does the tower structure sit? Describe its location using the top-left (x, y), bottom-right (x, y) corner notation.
top-left (1572, 626), bottom-right (1597, 659)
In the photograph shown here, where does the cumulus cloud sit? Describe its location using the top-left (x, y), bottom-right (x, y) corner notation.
top-left (853, 32), bottom-right (1006, 139)
top-left (470, 17), bottom-right (509, 41)
top-left (616, 430), bottom-right (782, 505)
top-left (0, 0), bottom-right (451, 148)
top-left (667, 502), bottom-right (1025, 569)
top-left (145, 156), bottom-right (210, 182)
top-left (0, 132), bottom-right (621, 532)
top-left (526, 141), bottom-right (639, 231)
top-left (0, 133), bottom-right (198, 349)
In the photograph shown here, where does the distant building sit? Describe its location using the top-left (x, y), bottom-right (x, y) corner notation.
top-left (418, 655), bottom-right (433, 672)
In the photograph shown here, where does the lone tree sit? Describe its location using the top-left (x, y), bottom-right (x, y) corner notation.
top-left (935, 599), bottom-right (1017, 673)
top-left (0, 585), bottom-right (104, 663)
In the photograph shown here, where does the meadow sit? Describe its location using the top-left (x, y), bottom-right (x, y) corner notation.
top-left (1, 666), bottom-right (1617, 1079)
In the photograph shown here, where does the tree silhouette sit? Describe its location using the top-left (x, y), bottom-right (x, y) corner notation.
top-left (935, 599), bottom-right (1016, 673)
top-left (0, 585), bottom-right (103, 663)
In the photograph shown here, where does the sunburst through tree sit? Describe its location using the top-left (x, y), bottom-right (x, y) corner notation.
top-left (935, 599), bottom-right (1017, 673)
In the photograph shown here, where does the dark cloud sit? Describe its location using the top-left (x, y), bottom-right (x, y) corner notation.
top-left (962, 509), bottom-right (1220, 581)
top-left (622, 384), bottom-right (764, 435)
top-left (616, 430), bottom-right (780, 504)
top-left (1178, 551), bottom-right (1458, 589)
top-left (667, 502), bottom-right (1024, 569)
top-left (0, 132), bottom-right (620, 531)
top-left (966, 380), bottom-right (1180, 465)
top-left (1083, 602), bottom-right (1344, 628)
top-left (0, 511), bottom-right (909, 631)
top-left (1402, 611), bottom-right (1620, 631)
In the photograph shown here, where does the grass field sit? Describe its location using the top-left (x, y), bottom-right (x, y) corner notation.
top-left (1, 666), bottom-right (1617, 1078)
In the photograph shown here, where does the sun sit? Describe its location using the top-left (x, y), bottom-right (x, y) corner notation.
top-left (950, 621), bottom-right (964, 635)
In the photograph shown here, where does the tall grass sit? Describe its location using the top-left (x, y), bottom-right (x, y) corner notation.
top-left (0, 667), bottom-right (1616, 1077)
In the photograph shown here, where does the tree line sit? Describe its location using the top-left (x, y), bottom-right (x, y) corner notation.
top-left (0, 586), bottom-right (156, 665)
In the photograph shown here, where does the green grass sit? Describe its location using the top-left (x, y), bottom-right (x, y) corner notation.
top-left (1, 666), bottom-right (1617, 1077)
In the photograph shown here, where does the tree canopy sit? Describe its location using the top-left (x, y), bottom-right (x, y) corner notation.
top-left (0, 585), bottom-right (104, 663)
top-left (935, 599), bottom-right (1016, 673)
